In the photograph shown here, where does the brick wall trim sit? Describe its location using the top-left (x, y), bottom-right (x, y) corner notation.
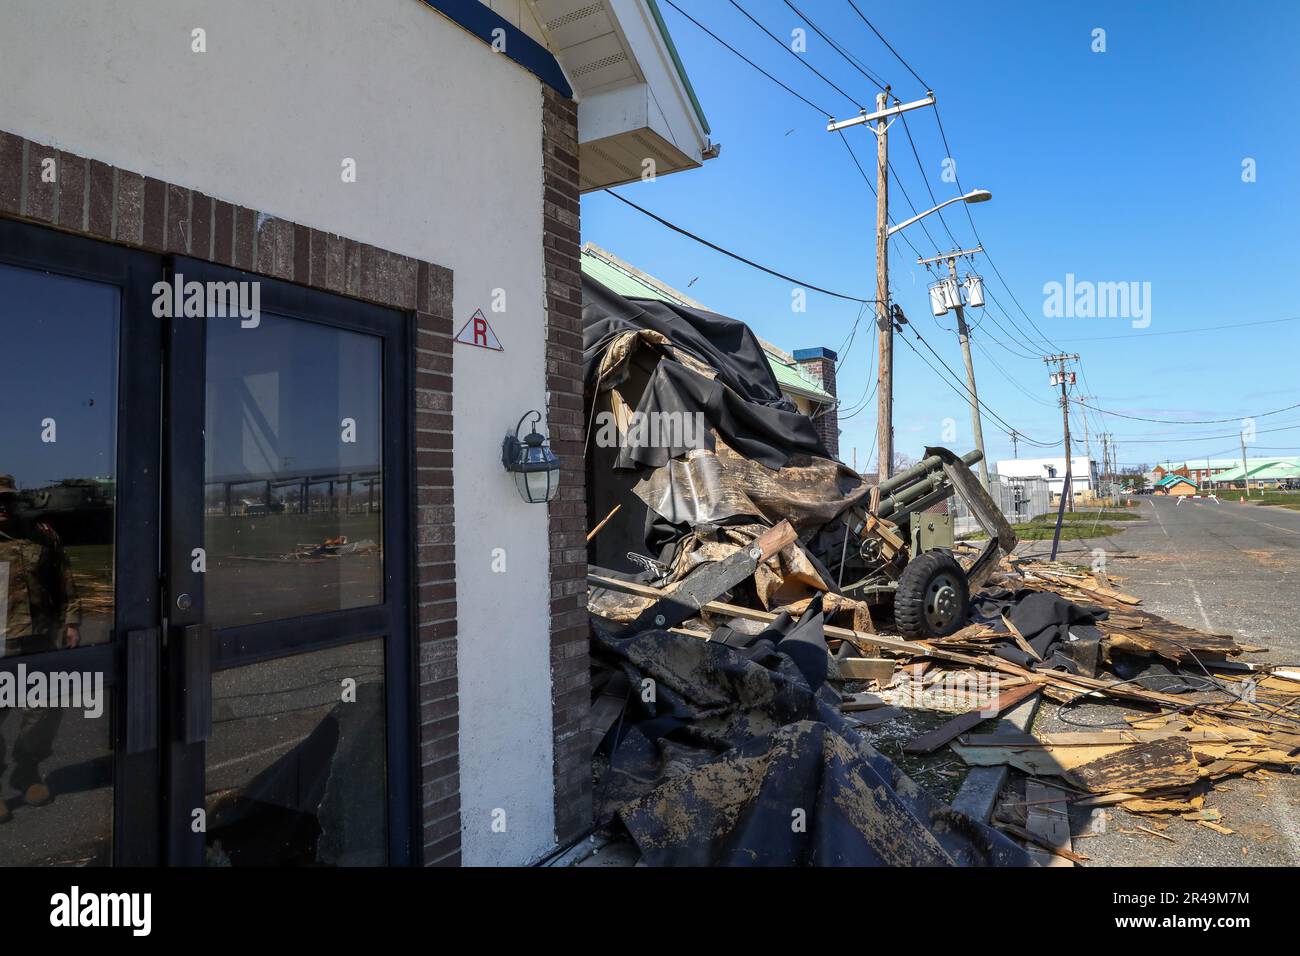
top-left (541, 86), bottom-right (592, 846)
top-left (0, 128), bottom-right (460, 866)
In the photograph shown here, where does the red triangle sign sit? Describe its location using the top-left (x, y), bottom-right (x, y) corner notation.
top-left (454, 309), bottom-right (504, 351)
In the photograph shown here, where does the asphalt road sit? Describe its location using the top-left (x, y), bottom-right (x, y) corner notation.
top-left (1021, 495), bottom-right (1300, 867)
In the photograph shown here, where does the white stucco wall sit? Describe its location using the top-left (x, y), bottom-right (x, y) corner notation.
top-left (0, 0), bottom-right (558, 865)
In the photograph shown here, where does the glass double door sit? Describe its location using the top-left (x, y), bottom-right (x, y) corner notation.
top-left (0, 222), bottom-right (413, 866)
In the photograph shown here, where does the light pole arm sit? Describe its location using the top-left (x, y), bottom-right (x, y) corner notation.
top-left (886, 194), bottom-right (965, 237)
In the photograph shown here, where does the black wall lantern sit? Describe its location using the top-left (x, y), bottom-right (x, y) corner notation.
top-left (502, 410), bottom-right (561, 503)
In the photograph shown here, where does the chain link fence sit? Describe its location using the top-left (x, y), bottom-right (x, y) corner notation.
top-left (951, 476), bottom-right (1051, 537)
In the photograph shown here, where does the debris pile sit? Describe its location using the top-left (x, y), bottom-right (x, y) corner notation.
top-left (581, 275), bottom-right (1297, 866)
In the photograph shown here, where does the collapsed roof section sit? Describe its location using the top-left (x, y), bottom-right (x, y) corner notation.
top-left (582, 272), bottom-right (869, 573)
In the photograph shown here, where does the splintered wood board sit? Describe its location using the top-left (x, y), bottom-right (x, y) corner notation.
top-left (903, 682), bottom-right (1041, 755)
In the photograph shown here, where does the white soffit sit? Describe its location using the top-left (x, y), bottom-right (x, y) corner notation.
top-left (532, 0), bottom-right (713, 191)
top-left (532, 0), bottom-right (644, 94)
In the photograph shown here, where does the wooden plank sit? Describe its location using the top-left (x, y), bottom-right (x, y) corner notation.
top-left (751, 519), bottom-right (799, 559)
top-left (1001, 610), bottom-right (1043, 663)
top-left (996, 822), bottom-right (1089, 864)
top-left (841, 692), bottom-right (887, 712)
top-left (903, 682), bottom-right (1042, 755)
top-left (588, 573), bottom-right (932, 657)
top-left (586, 504), bottom-right (621, 543)
top-left (864, 513), bottom-right (905, 551)
top-left (837, 657), bottom-right (896, 684)
top-left (616, 521), bottom-right (798, 634)
top-left (850, 705), bottom-right (904, 728)
top-left (1067, 737), bottom-right (1201, 794)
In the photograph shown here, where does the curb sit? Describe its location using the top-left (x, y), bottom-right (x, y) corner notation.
top-left (950, 690), bottom-right (1042, 823)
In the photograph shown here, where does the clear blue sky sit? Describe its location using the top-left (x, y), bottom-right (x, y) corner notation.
top-left (581, 0), bottom-right (1300, 472)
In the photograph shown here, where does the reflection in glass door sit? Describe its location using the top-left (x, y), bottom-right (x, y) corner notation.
top-left (0, 223), bottom-right (163, 867)
top-left (165, 258), bottom-right (413, 866)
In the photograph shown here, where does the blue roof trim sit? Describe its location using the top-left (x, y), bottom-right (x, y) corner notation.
top-left (419, 0), bottom-right (573, 98)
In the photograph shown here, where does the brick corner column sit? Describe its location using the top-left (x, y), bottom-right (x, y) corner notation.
top-left (414, 262), bottom-right (460, 866)
top-left (541, 85), bottom-right (591, 846)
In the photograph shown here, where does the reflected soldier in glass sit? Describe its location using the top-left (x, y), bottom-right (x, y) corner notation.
top-left (0, 474), bottom-right (81, 821)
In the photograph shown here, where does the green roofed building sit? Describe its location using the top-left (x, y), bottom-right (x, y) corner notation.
top-left (580, 242), bottom-right (845, 459)
top-left (1207, 457), bottom-right (1300, 488)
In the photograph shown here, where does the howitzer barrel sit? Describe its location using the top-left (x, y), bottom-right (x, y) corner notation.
top-left (876, 474), bottom-right (946, 520)
top-left (892, 483), bottom-right (956, 526)
top-left (874, 450), bottom-right (981, 519)
top-left (876, 449), bottom-right (981, 499)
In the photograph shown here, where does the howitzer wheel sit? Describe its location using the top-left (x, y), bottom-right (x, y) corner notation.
top-left (894, 550), bottom-right (968, 639)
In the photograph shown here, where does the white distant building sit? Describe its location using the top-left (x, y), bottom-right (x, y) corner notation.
top-left (995, 456), bottom-right (1098, 496)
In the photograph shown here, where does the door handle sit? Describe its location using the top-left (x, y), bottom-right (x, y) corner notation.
top-left (180, 623), bottom-right (212, 744)
top-left (124, 628), bottom-right (159, 755)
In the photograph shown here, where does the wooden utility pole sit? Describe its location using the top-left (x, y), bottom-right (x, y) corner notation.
top-left (1074, 394), bottom-right (1095, 475)
top-left (1240, 430), bottom-right (1251, 497)
top-left (826, 91), bottom-right (937, 482)
top-left (1044, 353), bottom-right (1080, 560)
top-left (917, 247), bottom-right (989, 488)
top-left (874, 90), bottom-right (892, 479)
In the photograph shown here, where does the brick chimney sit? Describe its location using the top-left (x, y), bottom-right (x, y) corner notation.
top-left (793, 346), bottom-right (839, 460)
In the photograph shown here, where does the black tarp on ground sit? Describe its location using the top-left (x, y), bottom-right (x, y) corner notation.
top-left (592, 599), bottom-right (1033, 866)
top-left (970, 588), bottom-right (1107, 674)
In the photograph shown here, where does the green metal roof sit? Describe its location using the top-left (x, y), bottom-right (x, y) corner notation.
top-left (1166, 457), bottom-right (1298, 472)
top-left (580, 248), bottom-right (683, 304)
top-left (1156, 474), bottom-right (1196, 487)
top-left (767, 360), bottom-right (833, 403)
top-left (580, 247), bottom-right (833, 404)
top-left (1211, 459), bottom-right (1300, 482)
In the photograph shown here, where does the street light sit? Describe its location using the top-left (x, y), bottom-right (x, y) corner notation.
top-left (888, 189), bottom-right (992, 237)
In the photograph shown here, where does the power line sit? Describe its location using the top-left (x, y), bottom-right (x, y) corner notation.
top-left (727, 0), bottom-right (866, 109)
top-left (971, 305), bottom-right (1045, 360)
top-left (1105, 420), bottom-right (1300, 445)
top-left (781, 0), bottom-right (889, 90)
top-left (930, 101), bottom-right (1065, 354)
top-left (844, 0), bottom-right (930, 91)
top-left (973, 339), bottom-right (1057, 407)
top-left (1075, 398), bottom-right (1300, 425)
top-left (980, 314), bottom-right (1300, 345)
top-left (902, 324), bottom-right (1057, 446)
top-left (660, 0), bottom-right (834, 116)
top-left (603, 190), bottom-right (878, 304)
top-left (664, 0), bottom-right (931, 268)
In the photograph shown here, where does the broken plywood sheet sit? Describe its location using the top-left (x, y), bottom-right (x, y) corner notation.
top-left (1067, 737), bottom-right (1202, 794)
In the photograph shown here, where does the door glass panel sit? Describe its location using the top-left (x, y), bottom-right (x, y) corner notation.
top-left (204, 314), bottom-right (383, 629)
top-left (0, 263), bottom-right (115, 865)
top-left (0, 263), bottom-right (117, 653)
top-left (205, 640), bottom-right (387, 865)
top-left (0, 697), bottom-right (114, 865)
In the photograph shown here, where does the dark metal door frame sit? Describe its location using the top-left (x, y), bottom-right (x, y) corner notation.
top-left (0, 220), bottom-right (416, 866)
top-left (162, 256), bottom-right (415, 866)
top-left (0, 218), bottom-right (163, 866)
